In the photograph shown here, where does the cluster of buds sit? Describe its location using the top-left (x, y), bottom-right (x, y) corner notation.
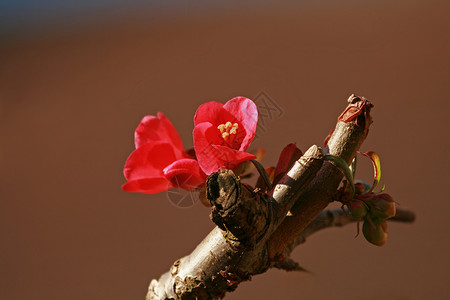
top-left (330, 150), bottom-right (397, 246)
top-left (346, 182), bottom-right (396, 246)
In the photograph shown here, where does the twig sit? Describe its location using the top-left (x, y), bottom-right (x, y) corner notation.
top-left (291, 207), bottom-right (415, 249)
top-left (267, 95), bottom-right (372, 259)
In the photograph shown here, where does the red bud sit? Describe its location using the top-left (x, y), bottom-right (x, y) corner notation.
top-left (367, 193), bottom-right (396, 219)
top-left (362, 218), bottom-right (388, 246)
top-left (354, 180), bottom-right (371, 195)
top-left (349, 200), bottom-right (368, 220)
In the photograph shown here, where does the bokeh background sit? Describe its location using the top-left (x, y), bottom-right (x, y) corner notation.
top-left (1, 0), bottom-right (449, 299)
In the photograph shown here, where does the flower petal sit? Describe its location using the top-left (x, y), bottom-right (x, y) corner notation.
top-left (223, 97), bottom-right (258, 151)
top-left (122, 177), bottom-right (172, 194)
top-left (193, 122), bottom-right (225, 174)
top-left (194, 101), bottom-right (224, 126)
top-left (163, 158), bottom-right (206, 190)
top-left (123, 141), bottom-right (177, 181)
top-left (134, 112), bottom-right (185, 158)
top-left (212, 144), bottom-right (256, 167)
top-left (193, 97), bottom-right (258, 175)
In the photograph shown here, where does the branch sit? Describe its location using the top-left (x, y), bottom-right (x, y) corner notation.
top-left (267, 95), bottom-right (373, 259)
top-left (292, 207), bottom-right (414, 248)
top-left (148, 146), bottom-right (323, 299)
top-left (146, 95), bottom-right (414, 300)
top-left (209, 144), bottom-right (324, 248)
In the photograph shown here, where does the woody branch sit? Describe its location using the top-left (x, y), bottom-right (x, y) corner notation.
top-left (146, 95), bottom-right (415, 300)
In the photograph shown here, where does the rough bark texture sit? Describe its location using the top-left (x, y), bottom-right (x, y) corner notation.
top-left (146, 95), bottom-right (415, 300)
top-left (280, 207), bottom-right (415, 261)
top-left (267, 95), bottom-right (372, 258)
top-left (148, 146), bottom-right (323, 299)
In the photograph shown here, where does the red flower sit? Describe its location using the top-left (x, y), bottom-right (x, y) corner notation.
top-left (122, 113), bottom-right (206, 194)
top-left (193, 97), bottom-right (258, 175)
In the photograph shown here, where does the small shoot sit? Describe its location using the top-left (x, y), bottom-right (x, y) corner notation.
top-left (324, 154), bottom-right (355, 200)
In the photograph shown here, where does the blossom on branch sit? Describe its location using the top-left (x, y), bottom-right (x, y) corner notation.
top-left (122, 113), bottom-right (206, 194)
top-left (193, 97), bottom-right (258, 175)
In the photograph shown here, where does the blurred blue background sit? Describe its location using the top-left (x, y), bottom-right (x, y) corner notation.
top-left (1, 0), bottom-right (295, 36)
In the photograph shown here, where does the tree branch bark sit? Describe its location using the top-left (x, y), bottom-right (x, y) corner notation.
top-left (267, 95), bottom-right (372, 259)
top-left (146, 95), bottom-right (415, 300)
top-left (277, 207), bottom-right (415, 265)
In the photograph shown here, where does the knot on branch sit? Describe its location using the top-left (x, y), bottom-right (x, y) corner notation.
top-left (207, 169), bottom-right (271, 247)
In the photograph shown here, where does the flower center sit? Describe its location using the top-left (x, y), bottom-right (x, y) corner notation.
top-left (217, 121), bottom-right (239, 143)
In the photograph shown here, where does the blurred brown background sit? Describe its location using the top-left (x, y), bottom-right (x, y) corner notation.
top-left (1, 0), bottom-right (449, 299)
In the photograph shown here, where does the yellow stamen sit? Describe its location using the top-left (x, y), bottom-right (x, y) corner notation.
top-left (217, 124), bottom-right (226, 133)
top-left (218, 121), bottom-right (239, 143)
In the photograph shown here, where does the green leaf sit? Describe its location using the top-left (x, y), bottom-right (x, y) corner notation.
top-left (250, 159), bottom-right (272, 190)
top-left (235, 148), bottom-right (266, 176)
top-left (349, 157), bottom-right (357, 178)
top-left (255, 166), bottom-right (275, 191)
top-left (324, 154), bottom-right (355, 199)
top-left (362, 151), bottom-right (381, 193)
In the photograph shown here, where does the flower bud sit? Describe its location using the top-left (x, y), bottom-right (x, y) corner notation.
top-left (362, 218), bottom-right (388, 246)
top-left (354, 180), bottom-right (370, 195)
top-left (349, 200), bottom-right (368, 220)
top-left (367, 193), bottom-right (396, 219)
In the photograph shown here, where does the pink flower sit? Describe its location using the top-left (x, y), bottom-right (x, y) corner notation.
top-left (122, 113), bottom-right (206, 194)
top-left (193, 97), bottom-right (258, 175)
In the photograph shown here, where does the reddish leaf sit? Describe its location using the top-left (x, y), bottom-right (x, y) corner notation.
top-left (274, 143), bottom-right (303, 181)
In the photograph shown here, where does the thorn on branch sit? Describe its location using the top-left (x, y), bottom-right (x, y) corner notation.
top-left (272, 256), bottom-right (309, 273)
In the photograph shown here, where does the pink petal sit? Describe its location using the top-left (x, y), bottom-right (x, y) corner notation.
top-left (122, 177), bottom-right (172, 194)
top-left (163, 158), bottom-right (206, 190)
top-left (134, 112), bottom-right (185, 158)
top-left (223, 97), bottom-right (258, 151)
top-left (123, 141), bottom-right (177, 181)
